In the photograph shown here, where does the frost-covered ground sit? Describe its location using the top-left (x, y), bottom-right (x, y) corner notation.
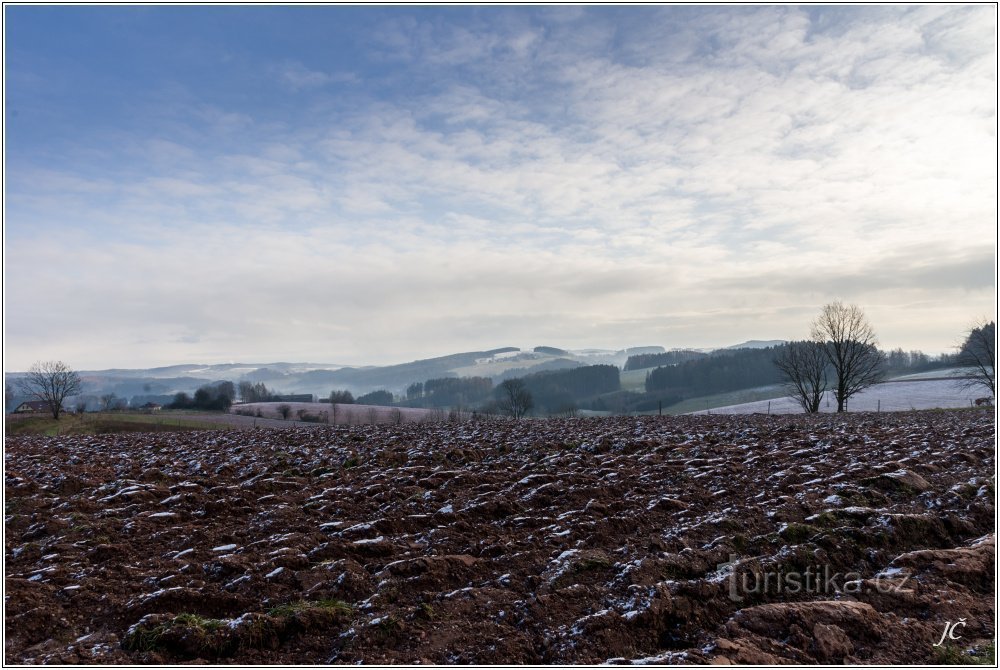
top-left (689, 377), bottom-right (988, 415)
top-left (232, 402), bottom-right (460, 425)
top-left (5, 412), bottom-right (994, 664)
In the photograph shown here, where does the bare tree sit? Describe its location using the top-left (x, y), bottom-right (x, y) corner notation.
top-left (956, 318), bottom-right (995, 398)
top-left (811, 302), bottom-right (885, 412)
top-left (239, 381), bottom-right (273, 403)
top-left (17, 361), bottom-right (82, 420)
top-left (276, 404), bottom-right (292, 420)
top-left (100, 393), bottom-right (118, 412)
top-left (497, 379), bottom-right (533, 419)
top-left (5, 382), bottom-right (15, 412)
top-left (774, 341), bottom-right (828, 413)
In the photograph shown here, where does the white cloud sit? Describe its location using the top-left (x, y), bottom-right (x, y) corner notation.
top-left (4, 6), bottom-right (996, 369)
top-left (273, 61), bottom-right (336, 91)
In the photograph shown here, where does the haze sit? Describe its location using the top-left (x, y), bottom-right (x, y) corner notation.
top-left (4, 5), bottom-right (996, 371)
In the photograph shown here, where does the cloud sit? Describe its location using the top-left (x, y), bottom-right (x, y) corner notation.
top-left (272, 60), bottom-right (357, 91)
top-left (4, 5), bottom-right (996, 369)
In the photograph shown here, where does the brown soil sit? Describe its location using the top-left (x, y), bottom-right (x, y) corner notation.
top-left (4, 411), bottom-right (995, 664)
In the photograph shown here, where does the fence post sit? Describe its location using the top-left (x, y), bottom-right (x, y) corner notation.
top-left (877, 399), bottom-right (880, 413)
top-left (767, 401), bottom-right (771, 415)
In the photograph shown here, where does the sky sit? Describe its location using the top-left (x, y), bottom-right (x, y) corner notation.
top-left (3, 5), bottom-right (997, 371)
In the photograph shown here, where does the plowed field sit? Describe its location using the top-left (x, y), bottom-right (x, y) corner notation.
top-left (4, 411), bottom-right (995, 664)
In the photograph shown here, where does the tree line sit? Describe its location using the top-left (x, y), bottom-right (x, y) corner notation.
top-left (517, 364), bottom-right (619, 415)
top-left (644, 347), bottom-right (786, 397)
top-left (624, 350), bottom-right (707, 371)
top-left (12, 308), bottom-right (991, 421)
top-left (168, 381), bottom-right (236, 411)
top-left (404, 377), bottom-right (494, 408)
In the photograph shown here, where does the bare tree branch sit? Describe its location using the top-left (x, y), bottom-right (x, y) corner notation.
top-left (774, 341), bottom-right (828, 413)
top-left (956, 319), bottom-right (995, 398)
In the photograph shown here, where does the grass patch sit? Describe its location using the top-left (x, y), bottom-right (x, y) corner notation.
top-left (124, 611), bottom-right (285, 658)
top-left (172, 613), bottom-right (226, 632)
top-left (932, 641), bottom-right (996, 665)
top-left (5, 412), bottom-right (223, 436)
top-left (123, 613), bottom-right (226, 654)
top-left (123, 621), bottom-right (170, 653)
top-left (122, 607), bottom-right (350, 659)
top-left (658, 385), bottom-right (788, 416)
top-left (267, 599), bottom-right (352, 619)
top-left (778, 522), bottom-right (818, 543)
top-left (619, 369), bottom-right (651, 393)
top-left (374, 614), bottom-right (401, 641)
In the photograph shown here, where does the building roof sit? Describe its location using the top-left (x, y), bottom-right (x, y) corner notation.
top-left (15, 400), bottom-right (49, 412)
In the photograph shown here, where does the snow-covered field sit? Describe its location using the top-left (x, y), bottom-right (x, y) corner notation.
top-left (688, 377), bottom-right (990, 415)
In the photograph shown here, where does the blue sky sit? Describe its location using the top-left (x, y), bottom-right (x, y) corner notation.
top-left (4, 5), bottom-right (997, 370)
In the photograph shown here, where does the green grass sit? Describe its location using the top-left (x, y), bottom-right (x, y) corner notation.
top-left (620, 370), bottom-right (791, 414)
top-left (122, 605), bottom-right (354, 659)
top-left (123, 621), bottom-right (170, 653)
top-left (5, 411), bottom-right (224, 436)
top-left (886, 367), bottom-right (973, 382)
top-left (653, 385), bottom-right (787, 415)
top-left (123, 613), bottom-right (229, 656)
top-left (778, 522), bottom-right (819, 543)
top-left (267, 599), bottom-right (352, 619)
top-left (932, 641), bottom-right (996, 665)
top-left (619, 368), bottom-right (650, 393)
top-left (172, 613), bottom-right (226, 631)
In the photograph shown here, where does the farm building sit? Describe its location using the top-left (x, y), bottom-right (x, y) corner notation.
top-left (13, 400), bottom-right (49, 414)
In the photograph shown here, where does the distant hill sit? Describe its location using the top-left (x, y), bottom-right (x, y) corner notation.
top-left (623, 350), bottom-right (708, 371)
top-left (565, 346), bottom-right (665, 368)
top-left (11, 343), bottom-right (780, 406)
top-left (624, 346), bottom-right (666, 356)
top-left (55, 348), bottom-right (532, 400)
top-left (723, 340), bottom-right (786, 350)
